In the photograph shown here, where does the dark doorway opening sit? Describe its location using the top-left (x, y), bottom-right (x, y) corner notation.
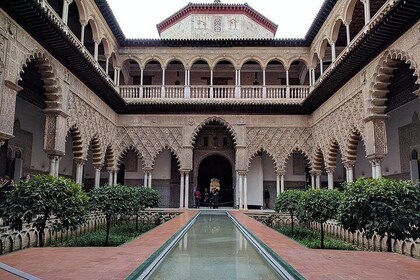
top-left (198, 155), bottom-right (233, 207)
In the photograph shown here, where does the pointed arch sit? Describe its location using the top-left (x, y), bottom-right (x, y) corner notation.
top-left (369, 50), bottom-right (419, 116)
top-left (116, 145), bottom-right (146, 169)
top-left (190, 117), bottom-right (237, 146)
top-left (18, 50), bottom-right (62, 110)
top-left (247, 148), bottom-right (280, 173)
top-left (151, 146), bottom-right (181, 169)
top-left (284, 147), bottom-right (312, 171)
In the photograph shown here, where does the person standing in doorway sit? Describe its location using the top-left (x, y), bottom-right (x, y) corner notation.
top-left (264, 187), bottom-right (270, 209)
top-left (194, 187), bottom-right (202, 208)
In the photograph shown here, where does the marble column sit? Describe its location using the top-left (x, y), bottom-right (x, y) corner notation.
top-left (94, 165), bottom-right (102, 188)
top-left (184, 172), bottom-right (189, 209)
top-left (238, 173), bottom-right (243, 210)
top-left (179, 172), bottom-right (184, 209)
top-left (345, 23), bottom-right (351, 45)
top-left (276, 174), bottom-right (280, 196)
top-left (161, 67), bottom-right (166, 98)
top-left (54, 156), bottom-right (60, 177)
top-left (326, 168), bottom-right (335, 190)
top-left (280, 174), bottom-right (285, 193)
top-left (143, 171), bottom-right (148, 188)
top-left (148, 171), bottom-right (152, 188)
top-left (243, 174), bottom-right (248, 210)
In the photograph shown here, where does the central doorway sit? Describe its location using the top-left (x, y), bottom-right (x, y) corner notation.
top-left (197, 155), bottom-right (233, 207)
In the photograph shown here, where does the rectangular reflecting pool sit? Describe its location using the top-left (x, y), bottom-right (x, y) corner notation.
top-left (147, 214), bottom-right (284, 280)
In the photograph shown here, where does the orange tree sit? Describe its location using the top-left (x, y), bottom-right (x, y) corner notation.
top-left (297, 189), bottom-right (342, 249)
top-left (0, 175), bottom-right (88, 247)
top-left (339, 178), bottom-right (420, 252)
top-left (275, 190), bottom-right (303, 234)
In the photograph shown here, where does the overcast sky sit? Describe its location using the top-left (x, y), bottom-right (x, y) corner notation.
top-left (106, 0), bottom-right (325, 39)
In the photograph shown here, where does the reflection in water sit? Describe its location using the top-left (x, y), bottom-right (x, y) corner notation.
top-left (148, 215), bottom-right (281, 280)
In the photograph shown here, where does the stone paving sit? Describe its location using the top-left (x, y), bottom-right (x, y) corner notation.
top-left (0, 210), bottom-right (419, 280)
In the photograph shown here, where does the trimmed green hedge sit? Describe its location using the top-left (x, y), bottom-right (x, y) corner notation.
top-left (54, 223), bottom-right (155, 247)
top-left (276, 225), bottom-right (357, 250)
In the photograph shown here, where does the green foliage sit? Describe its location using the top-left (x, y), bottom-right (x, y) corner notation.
top-left (275, 190), bottom-right (303, 213)
top-left (297, 189), bottom-right (342, 224)
top-left (339, 178), bottom-right (420, 252)
top-left (90, 184), bottom-right (133, 219)
top-left (0, 175), bottom-right (89, 247)
top-left (90, 184), bottom-right (134, 245)
top-left (275, 190), bottom-right (303, 234)
top-left (56, 223), bottom-right (155, 247)
top-left (276, 226), bottom-right (356, 250)
top-left (142, 187), bottom-right (160, 208)
top-left (297, 189), bottom-right (342, 249)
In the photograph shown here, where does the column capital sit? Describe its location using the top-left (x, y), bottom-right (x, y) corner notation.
top-left (237, 171), bottom-right (248, 176)
top-left (310, 170), bottom-right (322, 176)
top-left (74, 158), bottom-right (87, 166)
top-left (93, 164), bottom-right (103, 170)
top-left (368, 157), bottom-right (383, 165)
top-left (325, 167), bottom-right (336, 174)
top-left (343, 161), bottom-right (355, 169)
top-left (276, 170), bottom-right (286, 176)
top-left (64, 0), bottom-right (74, 4)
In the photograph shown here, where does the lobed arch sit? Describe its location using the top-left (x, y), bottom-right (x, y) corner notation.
top-left (163, 58), bottom-right (187, 69)
top-left (190, 116), bottom-right (238, 146)
top-left (116, 145), bottom-right (146, 169)
top-left (88, 135), bottom-right (102, 166)
top-left (325, 139), bottom-right (341, 169)
top-left (239, 57), bottom-right (265, 69)
top-left (247, 148), bottom-right (280, 173)
top-left (104, 144), bottom-right (116, 170)
top-left (284, 147), bottom-right (313, 171)
top-left (369, 49), bottom-right (420, 116)
top-left (150, 146), bottom-right (181, 169)
top-left (312, 147), bottom-right (325, 172)
top-left (18, 50), bottom-right (62, 110)
top-left (211, 56), bottom-right (238, 69)
top-left (343, 128), bottom-right (363, 164)
top-left (67, 124), bottom-right (84, 160)
top-left (264, 57), bottom-right (288, 69)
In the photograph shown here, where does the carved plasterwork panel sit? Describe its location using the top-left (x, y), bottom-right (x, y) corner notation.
top-left (66, 94), bottom-right (116, 161)
top-left (246, 127), bottom-right (313, 172)
top-left (312, 91), bottom-right (365, 164)
top-left (115, 126), bottom-right (183, 168)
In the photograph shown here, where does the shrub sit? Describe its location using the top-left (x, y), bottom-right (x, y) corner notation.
top-left (297, 189), bottom-right (342, 249)
top-left (275, 190), bottom-right (303, 234)
top-left (90, 184), bottom-right (133, 245)
top-left (0, 175), bottom-right (88, 247)
top-left (339, 178), bottom-right (420, 252)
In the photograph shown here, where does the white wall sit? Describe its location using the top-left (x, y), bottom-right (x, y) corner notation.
top-left (248, 156), bottom-right (263, 206)
top-left (382, 99), bottom-right (419, 176)
top-left (14, 97), bottom-right (49, 173)
top-left (354, 98), bottom-right (419, 178)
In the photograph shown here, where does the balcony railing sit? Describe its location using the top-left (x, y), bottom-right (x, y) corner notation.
top-left (120, 85), bottom-right (310, 102)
